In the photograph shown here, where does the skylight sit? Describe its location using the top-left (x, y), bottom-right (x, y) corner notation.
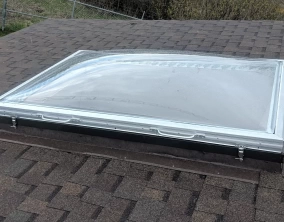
top-left (0, 50), bottom-right (283, 154)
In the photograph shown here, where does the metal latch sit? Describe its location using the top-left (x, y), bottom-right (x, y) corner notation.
top-left (11, 116), bottom-right (17, 129)
top-left (36, 114), bottom-right (80, 124)
top-left (235, 145), bottom-right (245, 162)
top-left (150, 127), bottom-right (205, 140)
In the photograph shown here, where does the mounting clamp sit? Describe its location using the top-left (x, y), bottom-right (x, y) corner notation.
top-left (235, 145), bottom-right (245, 162)
top-left (11, 116), bottom-right (17, 129)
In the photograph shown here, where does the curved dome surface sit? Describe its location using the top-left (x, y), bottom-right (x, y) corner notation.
top-left (1, 52), bottom-right (278, 131)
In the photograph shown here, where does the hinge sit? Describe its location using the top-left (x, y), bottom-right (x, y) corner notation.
top-left (235, 145), bottom-right (245, 162)
top-left (11, 116), bottom-right (17, 129)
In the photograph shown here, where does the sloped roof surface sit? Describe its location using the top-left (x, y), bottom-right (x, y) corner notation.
top-left (0, 19), bottom-right (284, 221)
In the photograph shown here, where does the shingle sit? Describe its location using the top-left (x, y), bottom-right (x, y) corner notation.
top-left (229, 181), bottom-right (256, 204)
top-left (72, 201), bottom-right (99, 218)
top-left (11, 182), bottom-right (32, 195)
top-left (43, 168), bottom-right (72, 186)
top-left (205, 176), bottom-right (234, 189)
top-left (4, 210), bottom-right (34, 222)
top-left (224, 202), bottom-right (255, 222)
top-left (175, 172), bottom-right (205, 191)
top-left (29, 183), bottom-right (60, 202)
top-left (0, 174), bottom-right (16, 189)
top-left (198, 184), bottom-right (227, 199)
top-left (21, 147), bottom-right (48, 161)
top-left (64, 212), bottom-right (95, 222)
top-left (103, 159), bottom-right (130, 176)
top-left (255, 210), bottom-right (284, 222)
top-left (4, 159), bottom-right (35, 178)
top-left (163, 188), bottom-right (195, 216)
top-left (256, 187), bottom-right (284, 215)
top-left (114, 177), bottom-right (147, 201)
top-left (196, 197), bottom-right (227, 216)
top-left (259, 171), bottom-right (284, 190)
top-left (90, 173), bottom-right (121, 192)
top-left (70, 157), bottom-right (106, 186)
top-left (196, 185), bottom-right (228, 215)
top-left (126, 167), bottom-right (151, 180)
top-left (34, 207), bottom-right (66, 222)
top-left (96, 197), bottom-right (132, 222)
top-left (191, 211), bottom-right (218, 222)
top-left (82, 187), bottom-right (112, 207)
top-left (40, 150), bottom-right (84, 165)
top-left (148, 168), bottom-right (176, 192)
top-left (151, 168), bottom-right (175, 181)
top-left (0, 190), bottom-right (25, 217)
top-left (158, 213), bottom-right (192, 222)
top-left (130, 163), bottom-right (157, 172)
top-left (18, 161), bottom-right (55, 185)
top-left (141, 187), bottom-right (167, 201)
top-left (0, 142), bottom-right (28, 158)
top-left (48, 193), bottom-right (80, 211)
top-left (60, 182), bottom-right (86, 196)
top-left (18, 197), bottom-right (47, 214)
top-left (129, 199), bottom-right (165, 222)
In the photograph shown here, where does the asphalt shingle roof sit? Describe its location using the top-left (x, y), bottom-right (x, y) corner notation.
top-left (0, 19), bottom-right (284, 221)
top-left (1, 19), bottom-right (284, 94)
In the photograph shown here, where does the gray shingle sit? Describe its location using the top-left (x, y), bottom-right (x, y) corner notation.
top-left (4, 159), bottom-right (35, 178)
top-left (256, 187), bottom-right (284, 215)
top-left (259, 171), bottom-right (284, 190)
top-left (224, 202), bottom-right (255, 222)
top-left (130, 199), bottom-right (165, 222)
top-left (114, 177), bottom-right (147, 201)
top-left (0, 190), bottom-right (25, 217)
top-left (4, 210), bottom-right (34, 222)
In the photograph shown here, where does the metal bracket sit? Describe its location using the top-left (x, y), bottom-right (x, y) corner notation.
top-left (11, 116), bottom-right (17, 129)
top-left (235, 145), bottom-right (245, 162)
